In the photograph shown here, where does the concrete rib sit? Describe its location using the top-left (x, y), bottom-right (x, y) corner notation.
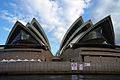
top-left (59, 16), bottom-right (84, 51)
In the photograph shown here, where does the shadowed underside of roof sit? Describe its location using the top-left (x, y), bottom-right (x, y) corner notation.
top-left (6, 21), bottom-right (38, 44)
top-left (59, 16), bottom-right (84, 51)
top-left (60, 20), bottom-right (93, 53)
top-left (5, 18), bottom-right (51, 50)
top-left (76, 16), bottom-right (115, 44)
top-left (26, 22), bottom-right (50, 50)
top-left (4, 15), bottom-right (115, 54)
top-left (6, 21), bottom-right (42, 45)
top-left (31, 18), bottom-right (51, 50)
top-left (59, 15), bottom-right (115, 54)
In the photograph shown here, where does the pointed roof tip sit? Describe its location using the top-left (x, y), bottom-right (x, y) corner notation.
top-left (78, 16), bottom-right (82, 18)
top-left (108, 15), bottom-right (112, 20)
top-left (88, 19), bottom-right (92, 22)
top-left (25, 22), bottom-right (31, 26)
top-left (107, 15), bottom-right (111, 17)
top-left (105, 15), bottom-right (111, 19)
top-left (32, 18), bottom-right (36, 20)
top-left (16, 20), bottom-right (21, 23)
top-left (15, 20), bottom-right (27, 26)
top-left (27, 22), bottom-right (31, 24)
top-left (102, 15), bottom-right (111, 20)
top-left (33, 17), bottom-right (36, 20)
top-left (88, 19), bottom-right (93, 25)
top-left (78, 16), bottom-right (84, 23)
top-left (13, 21), bottom-right (25, 27)
top-left (31, 18), bottom-right (38, 23)
top-left (79, 16), bottom-right (83, 19)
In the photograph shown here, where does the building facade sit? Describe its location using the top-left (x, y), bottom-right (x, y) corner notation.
top-left (0, 18), bottom-right (53, 62)
top-left (59, 16), bottom-right (120, 62)
top-left (0, 16), bottom-right (120, 63)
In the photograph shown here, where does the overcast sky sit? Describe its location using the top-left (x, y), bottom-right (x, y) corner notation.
top-left (0, 0), bottom-right (120, 55)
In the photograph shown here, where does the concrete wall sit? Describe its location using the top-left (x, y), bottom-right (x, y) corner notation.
top-left (0, 62), bottom-right (120, 74)
top-left (0, 48), bottom-right (53, 61)
top-left (84, 56), bottom-right (119, 62)
top-left (60, 48), bottom-right (82, 62)
top-left (61, 47), bottom-right (120, 62)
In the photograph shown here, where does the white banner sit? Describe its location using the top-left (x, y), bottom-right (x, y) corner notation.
top-left (79, 64), bottom-right (83, 70)
top-left (84, 63), bottom-right (91, 67)
top-left (71, 63), bottom-right (77, 70)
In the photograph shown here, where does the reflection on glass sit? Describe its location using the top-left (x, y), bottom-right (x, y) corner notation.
top-left (10, 30), bottom-right (38, 44)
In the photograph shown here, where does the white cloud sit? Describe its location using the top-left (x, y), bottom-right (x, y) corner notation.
top-left (9, 2), bottom-right (17, 7)
top-left (0, 0), bottom-right (91, 54)
top-left (90, 0), bottom-right (120, 45)
top-left (15, 0), bottom-right (90, 43)
top-left (0, 10), bottom-right (27, 25)
top-left (52, 27), bottom-right (67, 42)
top-left (3, 27), bottom-right (11, 32)
top-left (1, 10), bottom-right (17, 23)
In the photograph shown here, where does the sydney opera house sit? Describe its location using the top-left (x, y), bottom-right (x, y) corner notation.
top-left (59, 16), bottom-right (120, 63)
top-left (0, 18), bottom-right (53, 62)
top-left (0, 15), bottom-right (120, 63)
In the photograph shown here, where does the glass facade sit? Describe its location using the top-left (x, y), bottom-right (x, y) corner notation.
top-left (80, 27), bottom-right (105, 43)
top-left (10, 30), bottom-right (38, 44)
top-left (11, 33), bottom-right (21, 44)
